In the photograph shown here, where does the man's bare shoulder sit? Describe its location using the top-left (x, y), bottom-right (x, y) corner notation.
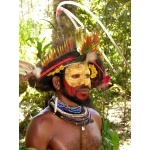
top-left (31, 106), bottom-right (53, 125)
top-left (88, 107), bottom-right (102, 130)
top-left (88, 107), bottom-right (101, 117)
top-left (25, 106), bottom-right (54, 146)
top-left (26, 106), bottom-right (53, 135)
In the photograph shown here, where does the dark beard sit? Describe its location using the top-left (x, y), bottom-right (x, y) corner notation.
top-left (59, 72), bottom-right (94, 108)
top-left (62, 86), bottom-right (94, 108)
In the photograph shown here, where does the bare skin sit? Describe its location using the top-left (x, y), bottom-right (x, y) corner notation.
top-left (25, 106), bottom-right (102, 150)
top-left (25, 66), bottom-right (102, 150)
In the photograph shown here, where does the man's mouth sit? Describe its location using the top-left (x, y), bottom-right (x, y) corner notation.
top-left (77, 88), bottom-right (90, 94)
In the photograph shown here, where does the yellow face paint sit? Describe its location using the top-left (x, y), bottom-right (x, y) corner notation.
top-left (65, 62), bottom-right (91, 88)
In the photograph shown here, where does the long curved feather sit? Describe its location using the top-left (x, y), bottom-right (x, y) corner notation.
top-left (19, 60), bottom-right (42, 82)
top-left (56, 1), bottom-right (130, 68)
top-left (19, 60), bottom-right (35, 75)
top-left (19, 60), bottom-right (35, 82)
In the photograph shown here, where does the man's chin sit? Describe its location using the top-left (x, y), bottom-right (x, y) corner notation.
top-left (68, 95), bottom-right (90, 106)
top-left (62, 88), bottom-right (91, 106)
top-left (76, 93), bottom-right (89, 101)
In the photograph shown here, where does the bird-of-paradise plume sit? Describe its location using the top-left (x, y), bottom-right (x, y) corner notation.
top-left (40, 38), bottom-right (75, 68)
top-left (19, 60), bottom-right (42, 81)
top-left (19, 60), bottom-right (35, 76)
top-left (38, 37), bottom-right (76, 78)
top-left (75, 30), bottom-right (99, 54)
top-left (55, 1), bottom-right (130, 69)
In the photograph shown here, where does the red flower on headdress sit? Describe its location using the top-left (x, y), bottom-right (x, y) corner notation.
top-left (98, 75), bottom-right (110, 89)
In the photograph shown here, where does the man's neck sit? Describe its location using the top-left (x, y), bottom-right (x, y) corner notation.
top-left (57, 95), bottom-right (79, 107)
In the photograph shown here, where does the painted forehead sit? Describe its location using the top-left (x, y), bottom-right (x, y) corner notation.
top-left (64, 62), bottom-right (91, 87)
top-left (65, 62), bottom-right (90, 74)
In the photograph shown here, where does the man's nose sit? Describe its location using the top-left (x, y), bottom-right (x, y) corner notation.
top-left (80, 77), bottom-right (91, 86)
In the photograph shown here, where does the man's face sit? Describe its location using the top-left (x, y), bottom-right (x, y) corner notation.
top-left (63, 62), bottom-right (91, 102)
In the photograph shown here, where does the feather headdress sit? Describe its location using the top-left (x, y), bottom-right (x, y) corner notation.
top-left (19, 30), bottom-right (109, 91)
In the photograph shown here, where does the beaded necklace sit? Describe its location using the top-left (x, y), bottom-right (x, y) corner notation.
top-left (54, 98), bottom-right (82, 114)
top-left (49, 96), bottom-right (94, 130)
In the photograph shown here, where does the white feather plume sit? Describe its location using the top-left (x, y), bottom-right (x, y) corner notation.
top-left (19, 60), bottom-right (35, 75)
top-left (85, 51), bottom-right (97, 62)
top-left (32, 67), bottom-right (42, 78)
top-left (19, 60), bottom-right (42, 81)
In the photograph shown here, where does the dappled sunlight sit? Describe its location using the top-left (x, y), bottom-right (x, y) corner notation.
top-left (19, 0), bottom-right (130, 149)
top-left (106, 101), bottom-right (131, 150)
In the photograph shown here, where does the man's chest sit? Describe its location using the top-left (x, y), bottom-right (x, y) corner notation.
top-left (49, 120), bottom-right (101, 150)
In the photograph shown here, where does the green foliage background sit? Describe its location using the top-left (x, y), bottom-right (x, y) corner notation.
top-left (19, 0), bottom-right (130, 149)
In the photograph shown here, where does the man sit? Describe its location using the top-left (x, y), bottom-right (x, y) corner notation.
top-left (23, 31), bottom-right (109, 150)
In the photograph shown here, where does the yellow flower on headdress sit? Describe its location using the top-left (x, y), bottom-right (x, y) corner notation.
top-left (47, 65), bottom-right (65, 76)
top-left (88, 64), bottom-right (97, 78)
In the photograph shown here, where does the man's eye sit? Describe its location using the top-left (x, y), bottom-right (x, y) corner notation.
top-left (85, 74), bottom-right (90, 78)
top-left (71, 74), bottom-right (80, 78)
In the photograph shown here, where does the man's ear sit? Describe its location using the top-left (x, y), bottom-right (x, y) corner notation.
top-left (52, 76), bottom-right (60, 90)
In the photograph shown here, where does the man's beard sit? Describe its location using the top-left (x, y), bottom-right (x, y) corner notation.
top-left (62, 86), bottom-right (93, 107)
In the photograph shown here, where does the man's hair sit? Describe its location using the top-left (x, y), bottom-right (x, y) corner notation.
top-left (28, 71), bottom-right (64, 92)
